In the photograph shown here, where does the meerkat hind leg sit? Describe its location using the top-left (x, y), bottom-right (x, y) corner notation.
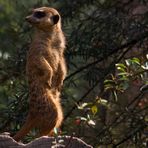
top-left (37, 126), bottom-right (54, 137)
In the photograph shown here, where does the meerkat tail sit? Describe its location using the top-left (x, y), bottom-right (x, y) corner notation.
top-left (13, 118), bottom-right (36, 142)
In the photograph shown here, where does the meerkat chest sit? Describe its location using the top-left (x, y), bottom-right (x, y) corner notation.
top-left (43, 48), bottom-right (61, 68)
top-left (28, 44), bottom-right (60, 61)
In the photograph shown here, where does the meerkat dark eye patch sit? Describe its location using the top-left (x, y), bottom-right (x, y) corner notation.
top-left (34, 11), bottom-right (46, 18)
top-left (52, 15), bottom-right (59, 24)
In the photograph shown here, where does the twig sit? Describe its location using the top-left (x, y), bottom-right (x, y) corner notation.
top-left (65, 133), bottom-right (74, 148)
top-left (112, 124), bottom-right (146, 148)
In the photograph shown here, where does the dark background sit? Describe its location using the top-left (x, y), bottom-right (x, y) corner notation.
top-left (0, 0), bottom-right (148, 147)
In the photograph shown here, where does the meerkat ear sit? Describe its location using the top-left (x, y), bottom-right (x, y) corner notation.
top-left (52, 15), bottom-right (59, 24)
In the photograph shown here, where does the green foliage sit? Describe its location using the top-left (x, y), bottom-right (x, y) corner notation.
top-left (0, 0), bottom-right (148, 147)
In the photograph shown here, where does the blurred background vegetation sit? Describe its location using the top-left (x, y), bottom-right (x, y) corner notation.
top-left (0, 0), bottom-right (148, 147)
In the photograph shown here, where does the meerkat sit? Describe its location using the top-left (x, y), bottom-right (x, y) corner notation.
top-left (13, 7), bottom-right (67, 141)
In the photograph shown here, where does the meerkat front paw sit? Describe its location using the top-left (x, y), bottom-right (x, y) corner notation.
top-left (46, 79), bottom-right (52, 88)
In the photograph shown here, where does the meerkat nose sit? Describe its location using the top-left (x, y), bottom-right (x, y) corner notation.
top-left (25, 16), bottom-right (29, 21)
top-left (25, 16), bottom-right (31, 22)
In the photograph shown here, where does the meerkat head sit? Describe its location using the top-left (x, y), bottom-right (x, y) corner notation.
top-left (25, 7), bottom-right (61, 31)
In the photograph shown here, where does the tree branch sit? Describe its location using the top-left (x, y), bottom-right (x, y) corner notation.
top-left (112, 124), bottom-right (146, 148)
top-left (65, 32), bottom-right (148, 81)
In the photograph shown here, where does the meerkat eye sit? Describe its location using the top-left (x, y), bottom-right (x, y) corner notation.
top-left (52, 15), bottom-right (59, 24)
top-left (34, 11), bottom-right (46, 18)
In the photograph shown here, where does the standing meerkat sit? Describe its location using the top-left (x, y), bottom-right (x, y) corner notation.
top-left (13, 7), bottom-right (67, 141)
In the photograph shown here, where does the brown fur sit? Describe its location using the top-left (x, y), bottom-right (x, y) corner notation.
top-left (13, 7), bottom-right (67, 141)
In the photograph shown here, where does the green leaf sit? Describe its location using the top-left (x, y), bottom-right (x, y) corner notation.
top-left (113, 90), bottom-right (118, 101)
top-left (76, 116), bottom-right (87, 121)
top-left (118, 77), bottom-right (129, 81)
top-left (77, 102), bottom-right (90, 110)
top-left (119, 82), bottom-right (129, 90)
top-left (98, 98), bottom-right (108, 106)
top-left (80, 117), bottom-right (87, 121)
top-left (100, 99), bottom-right (108, 104)
top-left (87, 114), bottom-right (90, 120)
top-left (117, 72), bottom-right (129, 76)
top-left (88, 120), bottom-right (96, 126)
top-left (54, 127), bottom-right (58, 135)
top-left (91, 105), bottom-right (98, 115)
top-left (104, 79), bottom-right (115, 84)
top-left (116, 63), bottom-right (127, 72)
top-left (125, 59), bottom-right (131, 66)
top-left (131, 57), bottom-right (140, 65)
